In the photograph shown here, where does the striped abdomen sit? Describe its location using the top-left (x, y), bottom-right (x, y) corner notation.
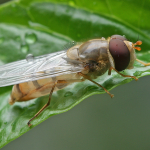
top-left (9, 73), bottom-right (82, 105)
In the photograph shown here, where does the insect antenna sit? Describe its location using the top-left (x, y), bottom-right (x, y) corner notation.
top-left (132, 40), bottom-right (142, 51)
top-left (132, 34), bottom-right (142, 51)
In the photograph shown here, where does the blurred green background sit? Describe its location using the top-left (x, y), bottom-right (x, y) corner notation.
top-left (1, 0), bottom-right (150, 150)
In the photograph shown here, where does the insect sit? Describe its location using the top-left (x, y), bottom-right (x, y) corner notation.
top-left (0, 34), bottom-right (149, 127)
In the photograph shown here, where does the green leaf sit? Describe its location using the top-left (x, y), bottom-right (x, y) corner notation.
top-left (0, 0), bottom-right (150, 148)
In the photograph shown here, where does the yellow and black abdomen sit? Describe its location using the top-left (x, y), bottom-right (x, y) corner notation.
top-left (9, 73), bottom-right (82, 105)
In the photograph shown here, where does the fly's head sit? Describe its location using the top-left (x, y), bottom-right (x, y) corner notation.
top-left (108, 35), bottom-right (142, 71)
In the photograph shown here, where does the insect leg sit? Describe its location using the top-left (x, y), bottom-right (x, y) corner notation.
top-left (27, 81), bottom-right (57, 127)
top-left (108, 67), bottom-right (138, 81)
top-left (136, 59), bottom-right (150, 66)
top-left (78, 72), bottom-right (114, 98)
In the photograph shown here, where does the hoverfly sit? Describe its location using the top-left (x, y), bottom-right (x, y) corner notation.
top-left (0, 35), bottom-right (149, 127)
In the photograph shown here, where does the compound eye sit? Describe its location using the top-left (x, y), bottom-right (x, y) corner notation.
top-left (111, 35), bottom-right (127, 41)
top-left (109, 39), bottom-right (130, 71)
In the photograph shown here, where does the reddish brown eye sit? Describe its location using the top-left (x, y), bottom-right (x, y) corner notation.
top-left (109, 39), bottom-right (130, 71)
top-left (111, 35), bottom-right (127, 41)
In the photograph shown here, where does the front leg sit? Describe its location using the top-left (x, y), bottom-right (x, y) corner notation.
top-left (108, 67), bottom-right (138, 81)
top-left (78, 72), bottom-right (114, 98)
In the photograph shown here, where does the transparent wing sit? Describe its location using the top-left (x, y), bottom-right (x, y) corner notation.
top-left (0, 51), bottom-right (83, 87)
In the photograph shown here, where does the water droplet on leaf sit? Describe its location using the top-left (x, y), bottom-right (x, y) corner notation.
top-left (26, 54), bottom-right (34, 62)
top-left (134, 71), bottom-right (141, 77)
top-left (85, 86), bottom-right (98, 92)
top-left (20, 44), bottom-right (29, 53)
top-left (64, 91), bottom-right (73, 97)
top-left (25, 33), bottom-right (37, 44)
